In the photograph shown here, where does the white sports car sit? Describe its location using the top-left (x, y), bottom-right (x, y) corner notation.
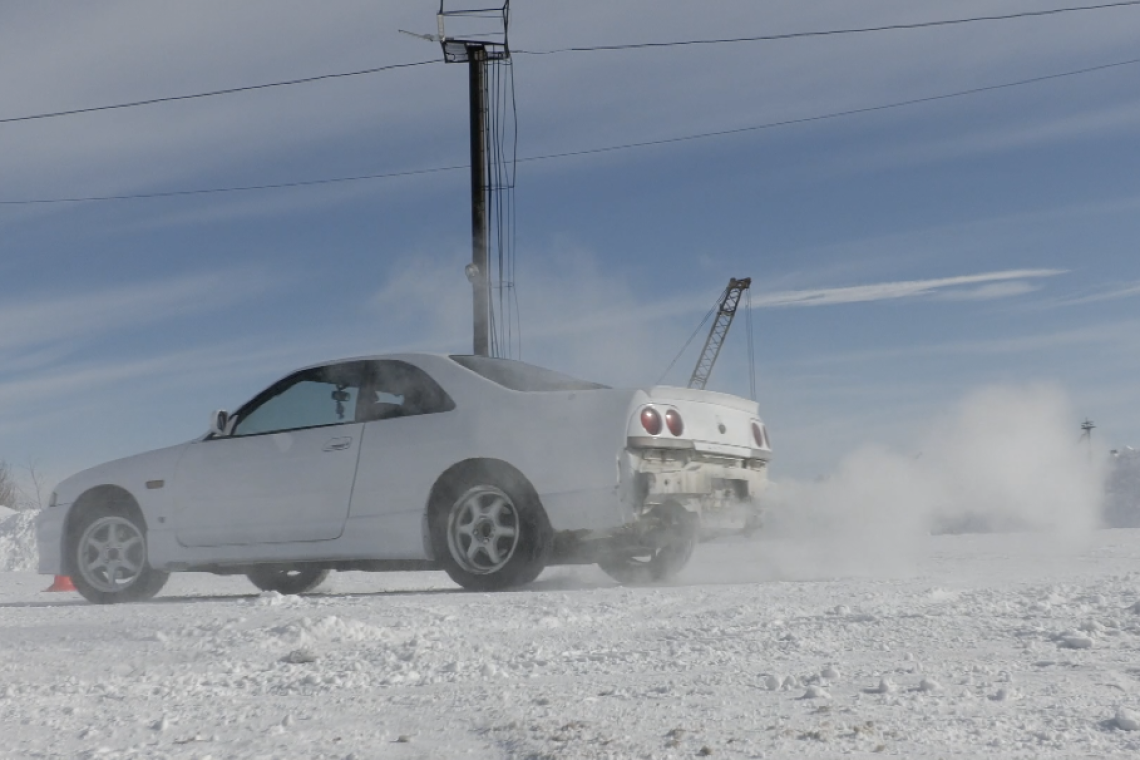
top-left (37, 354), bottom-right (771, 603)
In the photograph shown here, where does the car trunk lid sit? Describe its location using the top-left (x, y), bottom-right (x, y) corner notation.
top-left (627, 386), bottom-right (770, 459)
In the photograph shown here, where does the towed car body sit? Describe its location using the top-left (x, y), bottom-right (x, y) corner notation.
top-left (38, 353), bottom-right (770, 601)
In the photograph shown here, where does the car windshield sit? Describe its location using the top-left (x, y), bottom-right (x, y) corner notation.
top-left (450, 355), bottom-right (609, 392)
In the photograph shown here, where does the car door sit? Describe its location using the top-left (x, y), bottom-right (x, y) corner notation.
top-left (173, 361), bottom-right (368, 547)
top-left (348, 359), bottom-right (458, 558)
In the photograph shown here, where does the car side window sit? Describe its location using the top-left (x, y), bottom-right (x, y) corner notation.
top-left (359, 360), bottom-right (455, 422)
top-left (231, 364), bottom-right (365, 437)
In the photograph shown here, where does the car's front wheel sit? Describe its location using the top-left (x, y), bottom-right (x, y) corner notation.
top-left (431, 467), bottom-right (551, 591)
top-left (70, 507), bottom-right (169, 604)
top-left (246, 566), bottom-right (330, 595)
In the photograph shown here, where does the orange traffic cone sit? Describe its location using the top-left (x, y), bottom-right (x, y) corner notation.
top-left (44, 575), bottom-right (76, 592)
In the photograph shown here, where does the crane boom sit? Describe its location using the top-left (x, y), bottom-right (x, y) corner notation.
top-left (688, 277), bottom-right (752, 390)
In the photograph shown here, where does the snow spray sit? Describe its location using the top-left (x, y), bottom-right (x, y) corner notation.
top-left (691, 384), bottom-right (1108, 582)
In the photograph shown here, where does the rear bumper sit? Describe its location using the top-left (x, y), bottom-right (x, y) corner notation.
top-left (623, 445), bottom-right (768, 535)
top-left (639, 458), bottom-right (767, 501)
top-left (35, 507), bottom-right (66, 575)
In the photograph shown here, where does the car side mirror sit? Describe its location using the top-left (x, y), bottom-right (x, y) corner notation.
top-left (209, 409), bottom-right (232, 437)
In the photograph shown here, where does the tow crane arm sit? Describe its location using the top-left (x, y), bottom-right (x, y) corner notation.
top-left (688, 277), bottom-right (751, 390)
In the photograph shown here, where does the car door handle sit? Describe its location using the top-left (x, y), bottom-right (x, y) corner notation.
top-left (323, 437), bottom-right (354, 452)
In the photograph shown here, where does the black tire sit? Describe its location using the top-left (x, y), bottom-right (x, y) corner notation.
top-left (430, 465), bottom-right (551, 592)
top-left (246, 566), bottom-right (330, 595)
top-left (598, 504), bottom-right (698, 585)
top-left (69, 505), bottom-right (169, 605)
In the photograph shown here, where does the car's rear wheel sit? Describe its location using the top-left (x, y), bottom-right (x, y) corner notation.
top-left (70, 507), bottom-right (169, 604)
top-left (246, 566), bottom-right (330, 595)
top-left (598, 503), bottom-right (698, 584)
top-left (431, 467), bottom-right (551, 591)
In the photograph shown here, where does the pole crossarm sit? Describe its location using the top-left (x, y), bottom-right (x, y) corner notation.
top-left (438, 1), bottom-right (511, 62)
top-left (688, 277), bottom-right (752, 390)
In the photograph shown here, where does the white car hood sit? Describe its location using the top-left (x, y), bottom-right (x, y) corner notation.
top-left (54, 442), bottom-right (193, 506)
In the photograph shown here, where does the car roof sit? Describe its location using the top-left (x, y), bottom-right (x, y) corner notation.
top-left (289, 352), bottom-right (448, 374)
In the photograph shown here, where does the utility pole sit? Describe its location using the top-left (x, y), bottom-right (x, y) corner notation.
top-left (437, 2), bottom-right (510, 357)
top-left (467, 45), bottom-right (490, 357)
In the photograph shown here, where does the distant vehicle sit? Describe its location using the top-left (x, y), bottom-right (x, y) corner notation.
top-left (37, 354), bottom-right (772, 604)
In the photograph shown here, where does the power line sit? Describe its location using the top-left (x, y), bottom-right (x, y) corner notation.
top-left (512, 56), bottom-right (1140, 163)
top-left (659, 293), bottom-right (722, 386)
top-left (3, 53), bottom-right (1138, 206)
top-left (0, 4), bottom-right (1131, 127)
top-left (0, 164), bottom-right (466, 205)
top-left (0, 4), bottom-right (1132, 127)
top-left (0, 60), bottom-right (439, 125)
top-left (516, 1), bottom-right (1140, 55)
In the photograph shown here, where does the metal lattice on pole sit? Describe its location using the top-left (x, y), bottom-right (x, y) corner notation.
top-left (688, 278), bottom-right (752, 390)
top-left (437, 2), bottom-right (510, 62)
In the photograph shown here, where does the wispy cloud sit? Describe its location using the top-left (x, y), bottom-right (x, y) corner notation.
top-left (753, 269), bottom-right (1063, 308)
top-left (779, 319), bottom-right (1140, 369)
top-left (827, 101), bottom-right (1140, 180)
top-left (531, 269), bottom-right (1064, 343)
top-left (0, 269), bottom-right (282, 357)
top-left (935, 280), bottom-right (1042, 301)
top-left (0, 338), bottom-right (325, 435)
top-left (368, 257), bottom-right (1066, 349)
top-left (364, 251), bottom-right (1070, 391)
top-left (1052, 279), bottom-right (1140, 307)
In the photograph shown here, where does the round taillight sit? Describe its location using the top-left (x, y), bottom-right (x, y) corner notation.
top-left (665, 409), bottom-right (684, 437)
top-left (641, 407), bottom-right (663, 436)
top-left (752, 422), bottom-right (765, 448)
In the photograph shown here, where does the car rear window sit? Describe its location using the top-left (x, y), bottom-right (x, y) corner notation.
top-left (450, 355), bottom-right (609, 392)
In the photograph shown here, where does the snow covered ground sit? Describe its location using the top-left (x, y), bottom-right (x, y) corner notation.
top-left (5, 530), bottom-right (1140, 759)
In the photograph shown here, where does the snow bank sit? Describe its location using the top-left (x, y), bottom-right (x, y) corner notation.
top-left (0, 508), bottom-right (39, 572)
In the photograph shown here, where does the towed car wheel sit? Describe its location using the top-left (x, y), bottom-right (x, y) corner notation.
top-left (71, 509), bottom-right (169, 604)
top-left (598, 503), bottom-right (698, 585)
top-left (246, 566), bottom-right (330, 595)
top-left (433, 471), bottom-right (551, 591)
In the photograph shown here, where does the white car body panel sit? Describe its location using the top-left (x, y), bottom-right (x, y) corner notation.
top-left (38, 353), bottom-right (771, 576)
top-left (37, 443), bottom-right (188, 574)
top-left (173, 423), bottom-right (363, 546)
top-left (342, 361), bottom-right (639, 560)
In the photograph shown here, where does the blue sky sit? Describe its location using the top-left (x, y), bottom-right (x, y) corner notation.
top-left (2, 0), bottom-right (1139, 490)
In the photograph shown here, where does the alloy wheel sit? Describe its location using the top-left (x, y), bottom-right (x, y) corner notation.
top-left (77, 515), bottom-right (146, 593)
top-left (446, 486), bottom-right (520, 574)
